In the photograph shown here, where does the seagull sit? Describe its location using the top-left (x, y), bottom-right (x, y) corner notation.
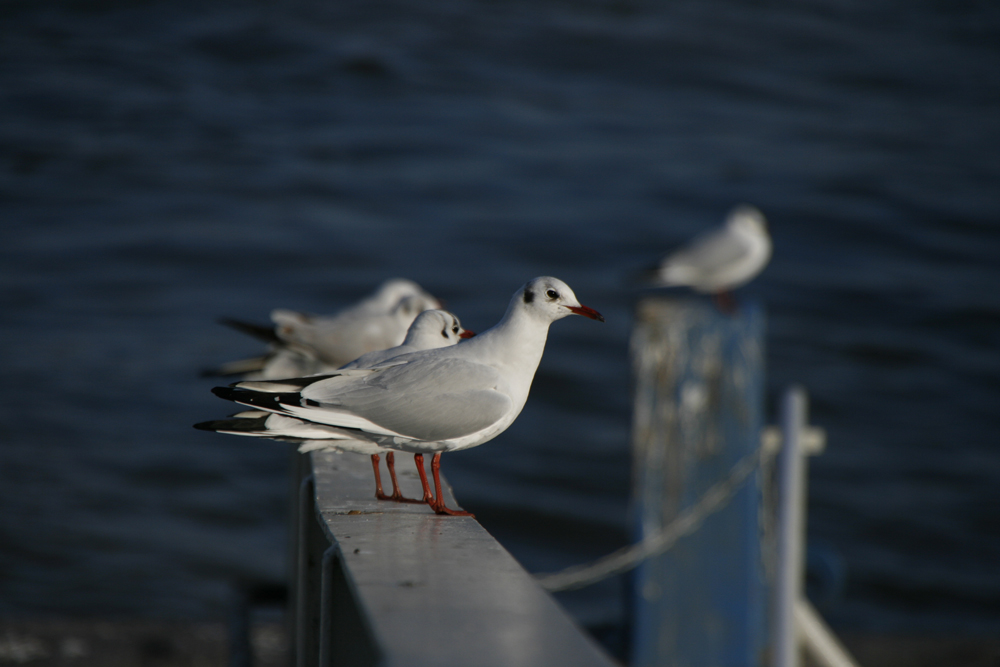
top-left (340, 309), bottom-right (474, 370)
top-left (205, 278), bottom-right (442, 379)
top-left (328, 307), bottom-right (474, 503)
top-left (197, 309), bottom-right (474, 503)
top-left (197, 277), bottom-right (604, 516)
top-left (647, 205), bottom-right (771, 304)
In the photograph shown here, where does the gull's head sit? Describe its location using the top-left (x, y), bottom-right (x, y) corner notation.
top-left (403, 309), bottom-right (475, 348)
top-left (392, 288), bottom-right (447, 321)
top-left (725, 204), bottom-right (769, 238)
top-left (517, 277), bottom-right (605, 323)
top-left (377, 278), bottom-right (443, 311)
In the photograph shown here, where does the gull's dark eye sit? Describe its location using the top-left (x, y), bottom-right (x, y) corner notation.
top-left (546, 289), bottom-right (559, 299)
top-left (452, 326), bottom-right (459, 334)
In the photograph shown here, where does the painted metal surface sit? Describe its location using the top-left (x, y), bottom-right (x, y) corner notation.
top-left (293, 450), bottom-right (617, 667)
top-left (630, 297), bottom-right (767, 667)
top-left (773, 388), bottom-right (807, 667)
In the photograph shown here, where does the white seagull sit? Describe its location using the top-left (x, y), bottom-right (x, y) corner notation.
top-left (197, 309), bottom-right (474, 503)
top-left (648, 205), bottom-right (771, 299)
top-left (340, 309), bottom-right (474, 370)
top-left (197, 277), bottom-right (604, 516)
top-left (206, 278), bottom-right (442, 379)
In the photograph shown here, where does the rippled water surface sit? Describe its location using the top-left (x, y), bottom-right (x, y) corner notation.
top-left (2, 0), bottom-right (999, 638)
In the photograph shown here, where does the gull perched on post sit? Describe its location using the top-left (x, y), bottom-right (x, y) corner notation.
top-left (197, 277), bottom-right (604, 516)
top-left (647, 205), bottom-right (771, 302)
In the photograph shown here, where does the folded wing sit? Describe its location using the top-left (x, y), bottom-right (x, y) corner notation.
top-left (221, 356), bottom-right (511, 443)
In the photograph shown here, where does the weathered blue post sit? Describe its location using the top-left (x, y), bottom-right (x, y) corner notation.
top-left (630, 297), bottom-right (767, 667)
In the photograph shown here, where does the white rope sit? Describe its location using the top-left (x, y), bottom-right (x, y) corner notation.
top-left (796, 599), bottom-right (862, 667)
top-left (535, 448), bottom-right (761, 592)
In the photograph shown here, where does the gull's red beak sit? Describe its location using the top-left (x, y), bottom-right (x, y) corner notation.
top-left (566, 304), bottom-right (605, 322)
top-left (459, 330), bottom-right (476, 338)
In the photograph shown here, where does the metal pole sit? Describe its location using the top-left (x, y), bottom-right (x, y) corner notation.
top-left (629, 297), bottom-right (767, 667)
top-left (773, 387), bottom-right (807, 667)
top-left (796, 600), bottom-right (861, 667)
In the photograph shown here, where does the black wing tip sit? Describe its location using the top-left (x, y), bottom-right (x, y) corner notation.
top-left (211, 385), bottom-right (261, 402)
top-left (194, 414), bottom-right (270, 433)
top-left (631, 262), bottom-right (663, 285)
top-left (212, 385), bottom-right (240, 401)
top-left (218, 317), bottom-right (280, 343)
top-left (211, 384), bottom-right (303, 410)
top-left (262, 374), bottom-right (340, 389)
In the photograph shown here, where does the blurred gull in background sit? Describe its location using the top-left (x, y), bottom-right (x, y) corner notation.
top-left (206, 278), bottom-right (442, 379)
top-left (647, 205), bottom-right (772, 299)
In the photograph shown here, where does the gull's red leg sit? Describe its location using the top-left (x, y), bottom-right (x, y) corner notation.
top-left (385, 451), bottom-right (424, 503)
top-left (371, 454), bottom-right (390, 500)
top-left (712, 291), bottom-right (737, 314)
top-left (413, 454), bottom-right (435, 504)
top-left (429, 453), bottom-right (474, 517)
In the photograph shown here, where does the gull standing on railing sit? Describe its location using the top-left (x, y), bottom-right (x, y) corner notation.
top-left (197, 277), bottom-right (604, 516)
top-left (205, 278), bottom-right (442, 379)
top-left (196, 309), bottom-right (474, 502)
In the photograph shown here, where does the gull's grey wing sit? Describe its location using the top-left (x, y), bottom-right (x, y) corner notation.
top-left (299, 356), bottom-right (511, 441)
top-left (272, 307), bottom-right (410, 366)
top-left (339, 344), bottom-right (415, 371)
top-left (664, 228), bottom-right (750, 274)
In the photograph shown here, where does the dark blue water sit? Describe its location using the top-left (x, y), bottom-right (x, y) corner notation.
top-left (2, 0), bottom-right (999, 639)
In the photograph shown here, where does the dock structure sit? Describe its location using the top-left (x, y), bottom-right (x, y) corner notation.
top-left (630, 297), bottom-right (768, 666)
top-left (278, 295), bottom-right (858, 667)
top-left (287, 450), bottom-right (617, 667)
top-left (628, 297), bottom-right (859, 667)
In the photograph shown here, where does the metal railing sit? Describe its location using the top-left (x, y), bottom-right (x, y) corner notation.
top-left (287, 450), bottom-right (617, 667)
top-left (773, 388), bottom-right (859, 667)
